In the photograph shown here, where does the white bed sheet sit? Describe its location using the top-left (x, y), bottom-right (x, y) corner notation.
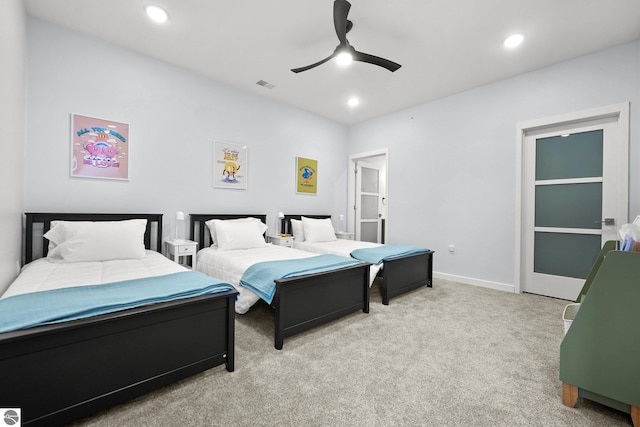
top-left (293, 240), bottom-right (383, 286)
top-left (1, 250), bottom-right (186, 299)
top-left (196, 244), bottom-right (316, 314)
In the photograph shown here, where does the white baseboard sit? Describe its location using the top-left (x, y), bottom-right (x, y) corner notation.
top-left (433, 272), bottom-right (516, 293)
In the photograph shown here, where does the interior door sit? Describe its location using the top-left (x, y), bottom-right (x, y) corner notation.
top-left (523, 114), bottom-right (626, 300)
top-left (355, 161), bottom-right (381, 242)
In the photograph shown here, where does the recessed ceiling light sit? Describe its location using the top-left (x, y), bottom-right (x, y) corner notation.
top-left (503, 33), bottom-right (524, 49)
top-left (347, 97), bottom-right (360, 107)
top-left (146, 5), bottom-right (168, 23)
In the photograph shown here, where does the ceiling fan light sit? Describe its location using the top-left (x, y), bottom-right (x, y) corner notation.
top-left (146, 5), bottom-right (168, 23)
top-left (336, 52), bottom-right (353, 66)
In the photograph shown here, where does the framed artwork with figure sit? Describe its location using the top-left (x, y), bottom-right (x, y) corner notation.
top-left (70, 114), bottom-right (129, 180)
top-left (214, 141), bottom-right (247, 189)
top-left (296, 156), bottom-right (317, 194)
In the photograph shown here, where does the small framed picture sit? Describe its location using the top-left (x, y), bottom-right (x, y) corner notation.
top-left (214, 141), bottom-right (247, 189)
top-left (70, 114), bottom-right (129, 180)
top-left (296, 157), bottom-right (317, 195)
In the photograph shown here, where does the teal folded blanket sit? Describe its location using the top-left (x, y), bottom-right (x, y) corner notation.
top-left (239, 254), bottom-right (363, 304)
top-left (350, 244), bottom-right (430, 265)
top-left (0, 271), bottom-right (235, 333)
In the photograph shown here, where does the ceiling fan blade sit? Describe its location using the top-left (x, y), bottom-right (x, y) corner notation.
top-left (291, 53), bottom-right (336, 73)
top-left (352, 49), bottom-right (401, 72)
top-left (333, 0), bottom-right (351, 44)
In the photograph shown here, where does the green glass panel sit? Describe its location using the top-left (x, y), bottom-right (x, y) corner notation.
top-left (361, 167), bottom-right (379, 193)
top-left (536, 130), bottom-right (603, 180)
top-left (534, 232), bottom-right (601, 279)
top-left (535, 183), bottom-right (602, 229)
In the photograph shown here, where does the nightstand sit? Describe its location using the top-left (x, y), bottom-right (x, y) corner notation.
top-left (267, 235), bottom-right (294, 248)
top-left (335, 231), bottom-right (354, 240)
top-left (166, 239), bottom-right (198, 269)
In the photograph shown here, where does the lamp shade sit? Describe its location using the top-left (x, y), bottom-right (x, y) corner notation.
top-left (175, 211), bottom-right (186, 241)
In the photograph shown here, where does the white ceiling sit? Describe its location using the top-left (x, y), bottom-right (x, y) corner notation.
top-left (24, 0), bottom-right (640, 125)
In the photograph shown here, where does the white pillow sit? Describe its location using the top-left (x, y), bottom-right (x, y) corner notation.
top-left (214, 219), bottom-right (268, 251)
top-left (290, 219), bottom-right (304, 242)
top-left (205, 219), bottom-right (219, 246)
top-left (45, 220), bottom-right (66, 252)
top-left (301, 216), bottom-right (337, 243)
top-left (205, 217), bottom-right (262, 247)
top-left (44, 219), bottom-right (147, 262)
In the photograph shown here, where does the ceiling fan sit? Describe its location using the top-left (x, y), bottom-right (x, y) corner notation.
top-left (291, 0), bottom-right (401, 73)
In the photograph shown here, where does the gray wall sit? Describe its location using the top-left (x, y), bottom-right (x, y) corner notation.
top-left (0, 0), bottom-right (26, 294)
top-left (348, 41), bottom-right (640, 290)
top-left (24, 19), bottom-right (349, 251)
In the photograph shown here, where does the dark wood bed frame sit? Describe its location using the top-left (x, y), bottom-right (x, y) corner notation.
top-left (0, 213), bottom-right (237, 426)
top-left (282, 214), bottom-right (434, 305)
top-left (190, 214), bottom-right (371, 350)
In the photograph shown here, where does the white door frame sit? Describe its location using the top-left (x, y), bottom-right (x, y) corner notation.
top-left (348, 148), bottom-right (389, 239)
top-left (514, 102), bottom-right (629, 294)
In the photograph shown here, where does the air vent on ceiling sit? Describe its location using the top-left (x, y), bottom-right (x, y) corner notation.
top-left (256, 80), bottom-right (275, 89)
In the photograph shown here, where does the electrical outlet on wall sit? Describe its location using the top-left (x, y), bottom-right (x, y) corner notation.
top-left (448, 244), bottom-right (455, 253)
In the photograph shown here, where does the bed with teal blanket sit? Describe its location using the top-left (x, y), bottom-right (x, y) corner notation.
top-left (191, 214), bottom-right (371, 350)
top-left (0, 213), bottom-right (238, 427)
top-left (282, 214), bottom-right (434, 305)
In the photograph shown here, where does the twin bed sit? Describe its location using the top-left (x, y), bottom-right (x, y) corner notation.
top-left (190, 214), bottom-right (371, 350)
top-left (0, 213), bottom-right (237, 426)
top-left (282, 214), bottom-right (434, 305)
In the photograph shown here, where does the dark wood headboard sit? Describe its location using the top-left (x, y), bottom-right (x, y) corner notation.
top-left (280, 214), bottom-right (331, 235)
top-left (190, 214), bottom-right (267, 249)
top-left (24, 213), bottom-right (163, 264)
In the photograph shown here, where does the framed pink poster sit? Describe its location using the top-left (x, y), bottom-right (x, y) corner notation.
top-left (70, 114), bottom-right (129, 180)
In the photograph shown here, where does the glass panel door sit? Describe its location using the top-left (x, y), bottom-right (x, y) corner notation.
top-left (521, 104), bottom-right (629, 300)
top-left (533, 131), bottom-right (603, 281)
top-left (356, 162), bottom-right (381, 242)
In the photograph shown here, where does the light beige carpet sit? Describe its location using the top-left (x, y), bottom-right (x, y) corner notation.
top-left (71, 279), bottom-right (632, 426)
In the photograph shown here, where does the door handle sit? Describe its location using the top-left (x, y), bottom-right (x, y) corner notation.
top-left (595, 218), bottom-right (615, 226)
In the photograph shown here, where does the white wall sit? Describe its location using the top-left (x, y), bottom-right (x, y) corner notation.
top-left (0, 0), bottom-right (26, 294)
top-left (20, 18), bottom-right (640, 295)
top-left (348, 41), bottom-right (640, 290)
top-left (25, 19), bottom-right (349, 245)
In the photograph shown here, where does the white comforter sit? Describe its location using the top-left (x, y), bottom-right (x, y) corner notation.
top-left (293, 240), bottom-right (383, 285)
top-left (1, 251), bottom-right (186, 299)
top-left (196, 244), bottom-right (316, 314)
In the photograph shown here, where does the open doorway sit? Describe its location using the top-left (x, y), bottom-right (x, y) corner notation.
top-left (347, 149), bottom-right (389, 242)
